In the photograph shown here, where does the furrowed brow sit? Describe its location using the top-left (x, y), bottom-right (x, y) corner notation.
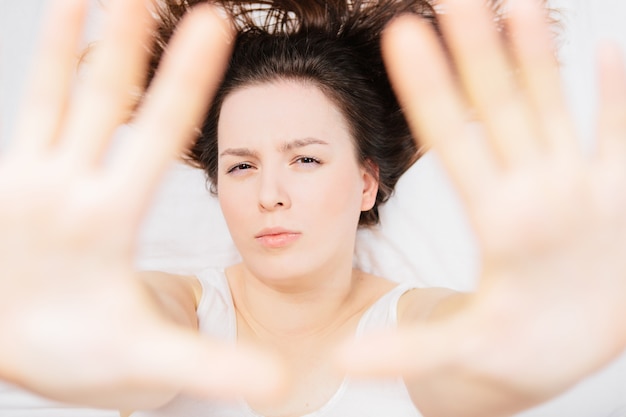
top-left (220, 138), bottom-right (328, 158)
top-left (280, 138), bottom-right (329, 152)
top-left (219, 148), bottom-right (259, 159)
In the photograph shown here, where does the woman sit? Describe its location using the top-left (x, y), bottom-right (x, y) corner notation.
top-left (135, 3), bottom-right (435, 415)
top-left (1, 0), bottom-right (625, 416)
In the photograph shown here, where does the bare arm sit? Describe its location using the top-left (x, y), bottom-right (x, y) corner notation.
top-left (138, 272), bottom-right (202, 330)
top-left (399, 291), bottom-right (535, 417)
top-left (119, 272), bottom-right (201, 416)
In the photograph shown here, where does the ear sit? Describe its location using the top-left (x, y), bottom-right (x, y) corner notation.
top-left (360, 160), bottom-right (379, 212)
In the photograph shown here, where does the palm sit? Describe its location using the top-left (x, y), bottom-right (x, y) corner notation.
top-left (465, 155), bottom-right (626, 397)
top-left (472, 158), bottom-right (624, 282)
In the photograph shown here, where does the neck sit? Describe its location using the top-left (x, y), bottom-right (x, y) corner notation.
top-left (227, 263), bottom-right (365, 341)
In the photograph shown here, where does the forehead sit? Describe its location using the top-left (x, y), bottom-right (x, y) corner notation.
top-left (217, 80), bottom-right (353, 149)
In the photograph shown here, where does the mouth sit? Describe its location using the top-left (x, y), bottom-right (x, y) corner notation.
top-left (255, 227), bottom-right (301, 248)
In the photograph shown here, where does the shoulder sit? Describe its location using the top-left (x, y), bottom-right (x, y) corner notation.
top-left (138, 271), bottom-right (203, 308)
top-left (397, 286), bottom-right (466, 324)
top-left (137, 272), bottom-right (203, 329)
top-left (136, 269), bottom-right (235, 332)
top-left (348, 271), bottom-right (468, 325)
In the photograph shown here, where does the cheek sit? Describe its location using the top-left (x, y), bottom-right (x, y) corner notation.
top-left (303, 168), bottom-right (364, 222)
top-left (217, 180), bottom-right (249, 229)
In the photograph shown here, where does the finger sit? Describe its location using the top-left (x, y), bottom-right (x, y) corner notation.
top-left (109, 5), bottom-right (232, 219)
top-left (11, 0), bottom-right (88, 154)
top-left (596, 42), bottom-right (626, 164)
top-left (382, 16), bottom-right (495, 201)
top-left (134, 328), bottom-right (288, 404)
top-left (440, 0), bottom-right (539, 167)
top-left (60, 0), bottom-right (155, 165)
top-left (506, 0), bottom-right (579, 155)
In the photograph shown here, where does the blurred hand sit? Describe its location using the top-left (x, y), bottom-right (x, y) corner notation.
top-left (0, 0), bottom-right (284, 409)
top-left (341, 0), bottom-right (626, 406)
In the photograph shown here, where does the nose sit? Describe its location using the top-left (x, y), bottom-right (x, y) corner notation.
top-left (258, 167), bottom-right (291, 211)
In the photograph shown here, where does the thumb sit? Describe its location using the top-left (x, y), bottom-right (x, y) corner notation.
top-left (335, 316), bottom-right (481, 380)
top-left (132, 326), bottom-right (289, 404)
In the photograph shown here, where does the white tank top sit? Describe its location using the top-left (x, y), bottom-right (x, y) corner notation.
top-left (133, 268), bottom-right (423, 417)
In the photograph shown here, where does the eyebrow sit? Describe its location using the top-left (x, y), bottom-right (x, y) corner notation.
top-left (280, 137), bottom-right (329, 152)
top-left (220, 137), bottom-right (329, 158)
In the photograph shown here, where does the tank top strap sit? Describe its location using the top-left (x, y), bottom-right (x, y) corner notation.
top-left (195, 267), bottom-right (237, 341)
top-left (355, 283), bottom-right (417, 336)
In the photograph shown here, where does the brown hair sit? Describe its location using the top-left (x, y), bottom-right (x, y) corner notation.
top-left (146, 0), bottom-right (522, 226)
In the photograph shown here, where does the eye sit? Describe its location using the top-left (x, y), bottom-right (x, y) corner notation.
top-left (227, 162), bottom-right (254, 174)
top-left (294, 156), bottom-right (321, 165)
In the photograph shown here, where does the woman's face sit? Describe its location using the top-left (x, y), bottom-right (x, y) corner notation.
top-left (217, 80), bottom-right (378, 283)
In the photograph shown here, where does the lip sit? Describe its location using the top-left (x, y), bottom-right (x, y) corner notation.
top-left (255, 227), bottom-right (301, 248)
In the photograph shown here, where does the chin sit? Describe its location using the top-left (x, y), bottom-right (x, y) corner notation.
top-left (242, 252), bottom-right (326, 285)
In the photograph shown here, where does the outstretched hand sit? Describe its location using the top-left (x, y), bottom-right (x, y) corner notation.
top-left (0, 0), bottom-right (284, 409)
top-left (341, 0), bottom-right (626, 407)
